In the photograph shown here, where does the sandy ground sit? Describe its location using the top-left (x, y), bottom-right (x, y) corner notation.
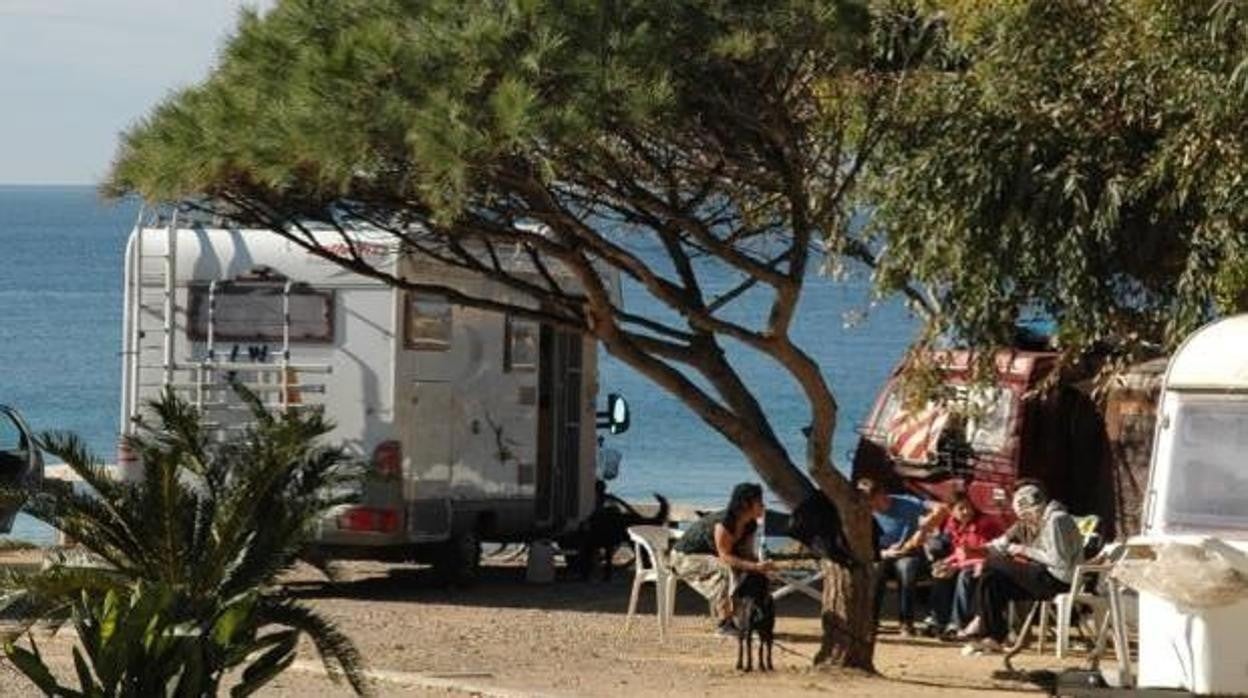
top-left (0, 554), bottom-right (1104, 697)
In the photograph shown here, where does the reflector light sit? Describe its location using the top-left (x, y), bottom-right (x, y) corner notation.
top-left (337, 507), bottom-right (400, 533)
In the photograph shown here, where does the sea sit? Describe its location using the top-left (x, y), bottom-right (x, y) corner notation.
top-left (0, 185), bottom-right (918, 544)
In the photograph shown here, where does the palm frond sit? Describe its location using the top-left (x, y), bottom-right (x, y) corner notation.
top-left (257, 598), bottom-right (372, 697)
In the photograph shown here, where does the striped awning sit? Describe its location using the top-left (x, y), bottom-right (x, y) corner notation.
top-left (886, 403), bottom-right (950, 464)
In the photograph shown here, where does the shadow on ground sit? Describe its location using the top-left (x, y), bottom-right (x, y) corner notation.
top-left (285, 560), bottom-right (824, 620)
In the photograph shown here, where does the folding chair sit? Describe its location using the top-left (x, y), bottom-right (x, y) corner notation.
top-left (757, 510), bottom-right (824, 602)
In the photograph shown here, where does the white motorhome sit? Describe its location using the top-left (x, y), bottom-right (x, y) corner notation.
top-left (120, 212), bottom-right (629, 580)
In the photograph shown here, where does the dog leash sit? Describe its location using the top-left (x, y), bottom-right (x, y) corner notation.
top-left (770, 640), bottom-right (814, 662)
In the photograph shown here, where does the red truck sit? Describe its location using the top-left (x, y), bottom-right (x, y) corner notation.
top-left (850, 349), bottom-right (1160, 538)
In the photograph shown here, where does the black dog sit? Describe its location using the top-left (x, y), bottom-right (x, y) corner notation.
top-left (572, 489), bottom-right (669, 581)
top-left (732, 572), bottom-right (775, 672)
top-left (788, 492), bottom-right (858, 569)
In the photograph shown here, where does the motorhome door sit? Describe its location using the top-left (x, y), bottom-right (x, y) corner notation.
top-left (535, 327), bottom-right (583, 529)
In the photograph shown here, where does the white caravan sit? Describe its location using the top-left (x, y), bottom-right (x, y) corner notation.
top-left (1130, 313), bottom-right (1248, 694)
top-left (119, 212), bottom-right (629, 579)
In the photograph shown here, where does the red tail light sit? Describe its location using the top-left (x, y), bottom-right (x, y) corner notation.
top-left (117, 439), bottom-right (140, 480)
top-left (337, 506), bottom-right (400, 534)
top-left (372, 440), bottom-right (402, 478)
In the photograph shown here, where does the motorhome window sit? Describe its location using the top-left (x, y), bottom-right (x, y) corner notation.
top-left (504, 316), bottom-right (538, 372)
top-left (187, 283), bottom-right (334, 343)
top-left (405, 293), bottom-right (452, 350)
top-left (1163, 397), bottom-right (1248, 531)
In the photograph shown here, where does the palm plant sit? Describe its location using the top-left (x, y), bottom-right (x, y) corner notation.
top-left (0, 389), bottom-right (371, 696)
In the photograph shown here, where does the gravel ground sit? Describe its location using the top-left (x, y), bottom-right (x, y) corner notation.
top-left (0, 556), bottom-right (1098, 697)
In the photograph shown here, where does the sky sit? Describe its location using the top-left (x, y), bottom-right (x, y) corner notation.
top-left (0, 0), bottom-right (272, 185)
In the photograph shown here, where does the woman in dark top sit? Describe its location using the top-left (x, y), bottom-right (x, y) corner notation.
top-left (671, 483), bottom-right (775, 634)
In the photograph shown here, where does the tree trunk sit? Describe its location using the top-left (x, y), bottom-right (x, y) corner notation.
top-left (815, 503), bottom-right (876, 669)
top-left (806, 458), bottom-right (877, 670)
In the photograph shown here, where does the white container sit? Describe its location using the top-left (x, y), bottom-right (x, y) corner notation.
top-left (1137, 592), bottom-right (1248, 694)
top-left (525, 540), bottom-right (557, 584)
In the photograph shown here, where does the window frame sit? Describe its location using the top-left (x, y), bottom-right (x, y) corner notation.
top-left (186, 281), bottom-right (335, 344)
top-left (503, 314), bottom-right (539, 372)
top-left (403, 291), bottom-right (454, 351)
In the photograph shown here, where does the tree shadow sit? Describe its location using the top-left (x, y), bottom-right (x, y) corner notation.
top-left (285, 561), bottom-right (824, 619)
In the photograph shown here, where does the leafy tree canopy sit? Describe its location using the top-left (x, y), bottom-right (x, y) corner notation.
top-left (107, 0), bottom-right (901, 510)
top-left (863, 0), bottom-right (1248, 367)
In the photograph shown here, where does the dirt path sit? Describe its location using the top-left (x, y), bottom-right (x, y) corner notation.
top-left (0, 559), bottom-right (1095, 696)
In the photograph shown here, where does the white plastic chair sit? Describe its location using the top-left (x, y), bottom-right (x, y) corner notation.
top-left (624, 525), bottom-right (680, 639)
top-left (1053, 543), bottom-right (1128, 658)
top-left (1009, 514), bottom-right (1103, 656)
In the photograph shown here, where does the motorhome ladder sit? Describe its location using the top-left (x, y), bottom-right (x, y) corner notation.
top-left (130, 212), bottom-right (179, 396)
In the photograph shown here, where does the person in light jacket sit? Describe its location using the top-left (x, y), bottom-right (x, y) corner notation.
top-left (960, 483), bottom-right (1084, 654)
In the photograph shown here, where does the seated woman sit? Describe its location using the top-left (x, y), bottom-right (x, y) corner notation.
top-left (961, 483), bottom-right (1084, 654)
top-left (927, 493), bottom-right (1004, 639)
top-left (670, 482), bottom-right (775, 635)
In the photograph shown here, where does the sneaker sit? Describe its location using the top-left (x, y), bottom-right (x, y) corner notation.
top-left (960, 637), bottom-right (1003, 656)
top-left (715, 619), bottom-right (738, 637)
top-left (977, 637), bottom-right (1003, 653)
top-left (898, 622), bottom-right (916, 638)
top-left (956, 617), bottom-right (982, 640)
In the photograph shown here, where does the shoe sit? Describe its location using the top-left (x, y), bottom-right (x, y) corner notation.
top-left (715, 619), bottom-right (738, 637)
top-left (899, 622), bottom-right (916, 638)
top-left (939, 626), bottom-right (960, 642)
top-left (977, 637), bottom-right (1003, 653)
top-left (960, 637), bottom-right (1003, 656)
top-left (955, 617), bottom-right (982, 640)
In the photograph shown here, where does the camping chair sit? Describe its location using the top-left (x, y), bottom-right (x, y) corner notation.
top-left (1003, 515), bottom-right (1103, 665)
top-left (624, 525), bottom-right (681, 639)
top-left (757, 512), bottom-right (824, 602)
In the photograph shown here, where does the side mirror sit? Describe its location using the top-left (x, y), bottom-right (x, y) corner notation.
top-left (0, 406), bottom-right (42, 534)
top-left (597, 393), bottom-right (631, 435)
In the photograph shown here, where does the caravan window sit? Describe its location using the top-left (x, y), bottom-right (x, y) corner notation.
top-left (188, 283), bottom-right (334, 343)
top-left (404, 292), bottom-right (452, 350)
top-left (1162, 397), bottom-right (1248, 531)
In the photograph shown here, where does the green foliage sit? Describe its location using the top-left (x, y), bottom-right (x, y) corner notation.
top-left (862, 0), bottom-right (1248, 362)
top-left (106, 0), bottom-right (872, 222)
top-left (0, 390), bottom-right (371, 696)
top-left (5, 583), bottom-right (303, 698)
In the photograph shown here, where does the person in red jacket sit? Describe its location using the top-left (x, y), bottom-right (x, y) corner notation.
top-left (926, 492), bottom-right (1005, 639)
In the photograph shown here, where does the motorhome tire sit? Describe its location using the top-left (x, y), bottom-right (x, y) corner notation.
top-left (433, 530), bottom-right (481, 587)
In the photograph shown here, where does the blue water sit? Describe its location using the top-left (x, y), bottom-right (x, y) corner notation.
top-left (0, 185), bottom-right (918, 541)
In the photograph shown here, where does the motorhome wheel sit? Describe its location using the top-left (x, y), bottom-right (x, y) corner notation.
top-left (433, 530), bottom-right (481, 587)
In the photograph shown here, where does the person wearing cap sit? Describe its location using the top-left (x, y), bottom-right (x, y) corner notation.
top-left (859, 478), bottom-right (947, 636)
top-left (960, 483), bottom-right (1084, 654)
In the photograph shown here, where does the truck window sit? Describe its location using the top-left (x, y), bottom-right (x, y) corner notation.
top-left (405, 292), bottom-right (452, 350)
top-left (1163, 398), bottom-right (1248, 531)
top-left (188, 283), bottom-right (334, 343)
